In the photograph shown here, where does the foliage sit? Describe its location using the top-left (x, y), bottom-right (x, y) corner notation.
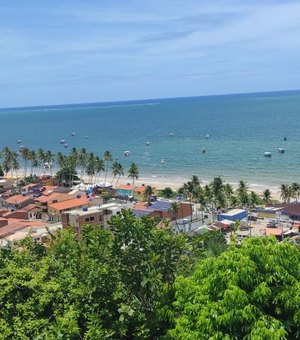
top-left (0, 211), bottom-right (193, 339)
top-left (170, 237), bottom-right (300, 339)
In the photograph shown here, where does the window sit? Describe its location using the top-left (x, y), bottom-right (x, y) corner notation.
top-left (90, 216), bottom-right (95, 221)
top-left (85, 217), bottom-right (89, 222)
top-left (99, 215), bottom-right (103, 221)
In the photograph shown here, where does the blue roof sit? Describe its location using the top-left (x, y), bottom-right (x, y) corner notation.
top-left (132, 209), bottom-right (152, 218)
top-left (149, 200), bottom-right (171, 212)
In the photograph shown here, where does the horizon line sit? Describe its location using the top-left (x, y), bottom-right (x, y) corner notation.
top-left (1, 88), bottom-right (300, 111)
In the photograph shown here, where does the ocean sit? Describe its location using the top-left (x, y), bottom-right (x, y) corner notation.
top-left (1, 90), bottom-right (300, 189)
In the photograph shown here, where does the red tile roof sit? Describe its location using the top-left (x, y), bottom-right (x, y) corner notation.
top-left (0, 219), bottom-right (46, 238)
top-left (5, 195), bottom-right (33, 205)
top-left (35, 192), bottom-right (62, 203)
top-left (48, 196), bottom-right (89, 211)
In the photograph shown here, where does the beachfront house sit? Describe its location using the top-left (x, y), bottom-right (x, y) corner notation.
top-left (115, 183), bottom-right (147, 201)
top-left (61, 202), bottom-right (128, 236)
top-left (48, 196), bottom-right (90, 223)
top-left (218, 209), bottom-right (247, 222)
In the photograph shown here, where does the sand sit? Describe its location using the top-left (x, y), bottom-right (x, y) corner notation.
top-left (4, 170), bottom-right (283, 202)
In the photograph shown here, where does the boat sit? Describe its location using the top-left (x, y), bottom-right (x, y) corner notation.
top-left (64, 143), bottom-right (68, 148)
top-left (71, 132), bottom-right (75, 136)
top-left (278, 147), bottom-right (285, 153)
top-left (284, 137), bottom-right (287, 141)
top-left (205, 134), bottom-right (210, 139)
top-left (85, 135), bottom-right (89, 139)
top-left (60, 139), bottom-right (66, 144)
top-left (169, 133), bottom-right (174, 137)
top-left (264, 151), bottom-right (272, 157)
top-left (160, 159), bottom-right (165, 165)
top-left (43, 162), bottom-right (52, 169)
top-left (145, 141), bottom-right (150, 146)
top-left (17, 140), bottom-right (22, 144)
top-left (123, 151), bottom-right (131, 156)
top-left (19, 145), bottom-right (24, 149)
top-left (201, 148), bottom-right (207, 153)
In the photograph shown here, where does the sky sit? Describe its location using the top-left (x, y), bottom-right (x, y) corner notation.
top-left (0, 0), bottom-right (300, 107)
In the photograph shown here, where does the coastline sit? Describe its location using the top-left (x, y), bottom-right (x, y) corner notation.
top-left (4, 170), bottom-right (282, 201)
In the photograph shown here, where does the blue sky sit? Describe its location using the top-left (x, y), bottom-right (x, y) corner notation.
top-left (1, 0), bottom-right (300, 107)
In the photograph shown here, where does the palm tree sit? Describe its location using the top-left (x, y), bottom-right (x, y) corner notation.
top-left (114, 162), bottom-right (124, 188)
top-left (128, 163), bottom-right (139, 196)
top-left (78, 148), bottom-right (87, 181)
top-left (19, 147), bottom-right (30, 177)
top-left (262, 189), bottom-right (271, 205)
top-left (169, 201), bottom-right (179, 232)
top-left (104, 150), bottom-right (113, 184)
top-left (44, 150), bottom-right (54, 176)
top-left (144, 185), bottom-right (154, 205)
top-left (250, 191), bottom-right (261, 207)
top-left (237, 180), bottom-right (249, 208)
top-left (280, 184), bottom-right (292, 203)
top-left (94, 156), bottom-right (104, 185)
top-left (291, 182), bottom-right (300, 202)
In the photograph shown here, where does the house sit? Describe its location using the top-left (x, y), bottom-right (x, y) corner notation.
top-left (132, 199), bottom-right (192, 221)
top-left (48, 196), bottom-right (90, 222)
top-left (34, 192), bottom-right (74, 220)
top-left (281, 202), bottom-right (300, 221)
top-left (0, 218), bottom-right (47, 239)
top-left (4, 195), bottom-right (35, 210)
top-left (62, 202), bottom-right (128, 236)
top-left (2, 204), bottom-right (36, 220)
top-left (218, 209), bottom-right (247, 222)
top-left (0, 179), bottom-right (14, 193)
top-left (115, 183), bottom-right (147, 200)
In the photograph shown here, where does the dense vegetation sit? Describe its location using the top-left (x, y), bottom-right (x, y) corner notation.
top-left (0, 211), bottom-right (300, 339)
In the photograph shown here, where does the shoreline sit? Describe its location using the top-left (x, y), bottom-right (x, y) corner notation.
top-left (4, 170), bottom-right (283, 201)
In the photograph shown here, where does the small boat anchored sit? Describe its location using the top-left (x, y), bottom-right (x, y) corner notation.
top-left (64, 143), bottom-right (68, 148)
top-left (278, 147), bottom-right (285, 154)
top-left (264, 151), bottom-right (272, 157)
top-left (205, 134), bottom-right (210, 139)
top-left (71, 132), bottom-right (75, 137)
top-left (201, 148), bottom-right (207, 154)
top-left (17, 140), bottom-right (22, 144)
top-left (60, 139), bottom-right (66, 144)
top-left (169, 133), bottom-right (174, 137)
top-left (145, 141), bottom-right (150, 146)
top-left (160, 159), bottom-right (165, 165)
top-left (123, 150), bottom-right (131, 156)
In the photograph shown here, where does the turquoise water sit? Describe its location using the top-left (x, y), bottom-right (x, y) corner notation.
top-left (1, 90), bottom-right (300, 187)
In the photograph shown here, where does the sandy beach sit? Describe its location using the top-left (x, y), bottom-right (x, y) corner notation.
top-left (4, 170), bottom-right (283, 202)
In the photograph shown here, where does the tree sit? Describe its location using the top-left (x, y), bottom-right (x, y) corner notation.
top-left (0, 164), bottom-right (4, 178)
top-left (162, 187), bottom-right (174, 199)
top-left (250, 191), bottom-right (261, 207)
top-left (128, 162), bottom-right (139, 190)
top-left (291, 182), bottom-right (300, 202)
top-left (263, 189), bottom-right (271, 204)
top-left (144, 185), bottom-right (154, 204)
top-left (0, 211), bottom-right (196, 338)
top-left (103, 150), bottom-right (113, 184)
top-left (280, 184), bottom-right (292, 203)
top-left (170, 237), bottom-right (300, 339)
top-left (112, 161), bottom-right (124, 187)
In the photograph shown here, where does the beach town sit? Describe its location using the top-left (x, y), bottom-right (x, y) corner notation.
top-left (1, 146), bottom-right (300, 248)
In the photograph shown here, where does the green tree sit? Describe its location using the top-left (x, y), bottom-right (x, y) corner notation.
top-left (162, 187), bottom-right (174, 199)
top-left (263, 189), bottom-right (271, 205)
top-left (104, 150), bottom-right (113, 184)
top-left (128, 162), bottom-right (139, 189)
top-left (170, 237), bottom-right (300, 339)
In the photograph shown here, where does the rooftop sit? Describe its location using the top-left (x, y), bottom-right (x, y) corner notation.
top-left (0, 218), bottom-right (47, 238)
top-left (221, 209), bottom-right (247, 216)
top-left (5, 194), bottom-right (33, 205)
top-left (48, 196), bottom-right (89, 211)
